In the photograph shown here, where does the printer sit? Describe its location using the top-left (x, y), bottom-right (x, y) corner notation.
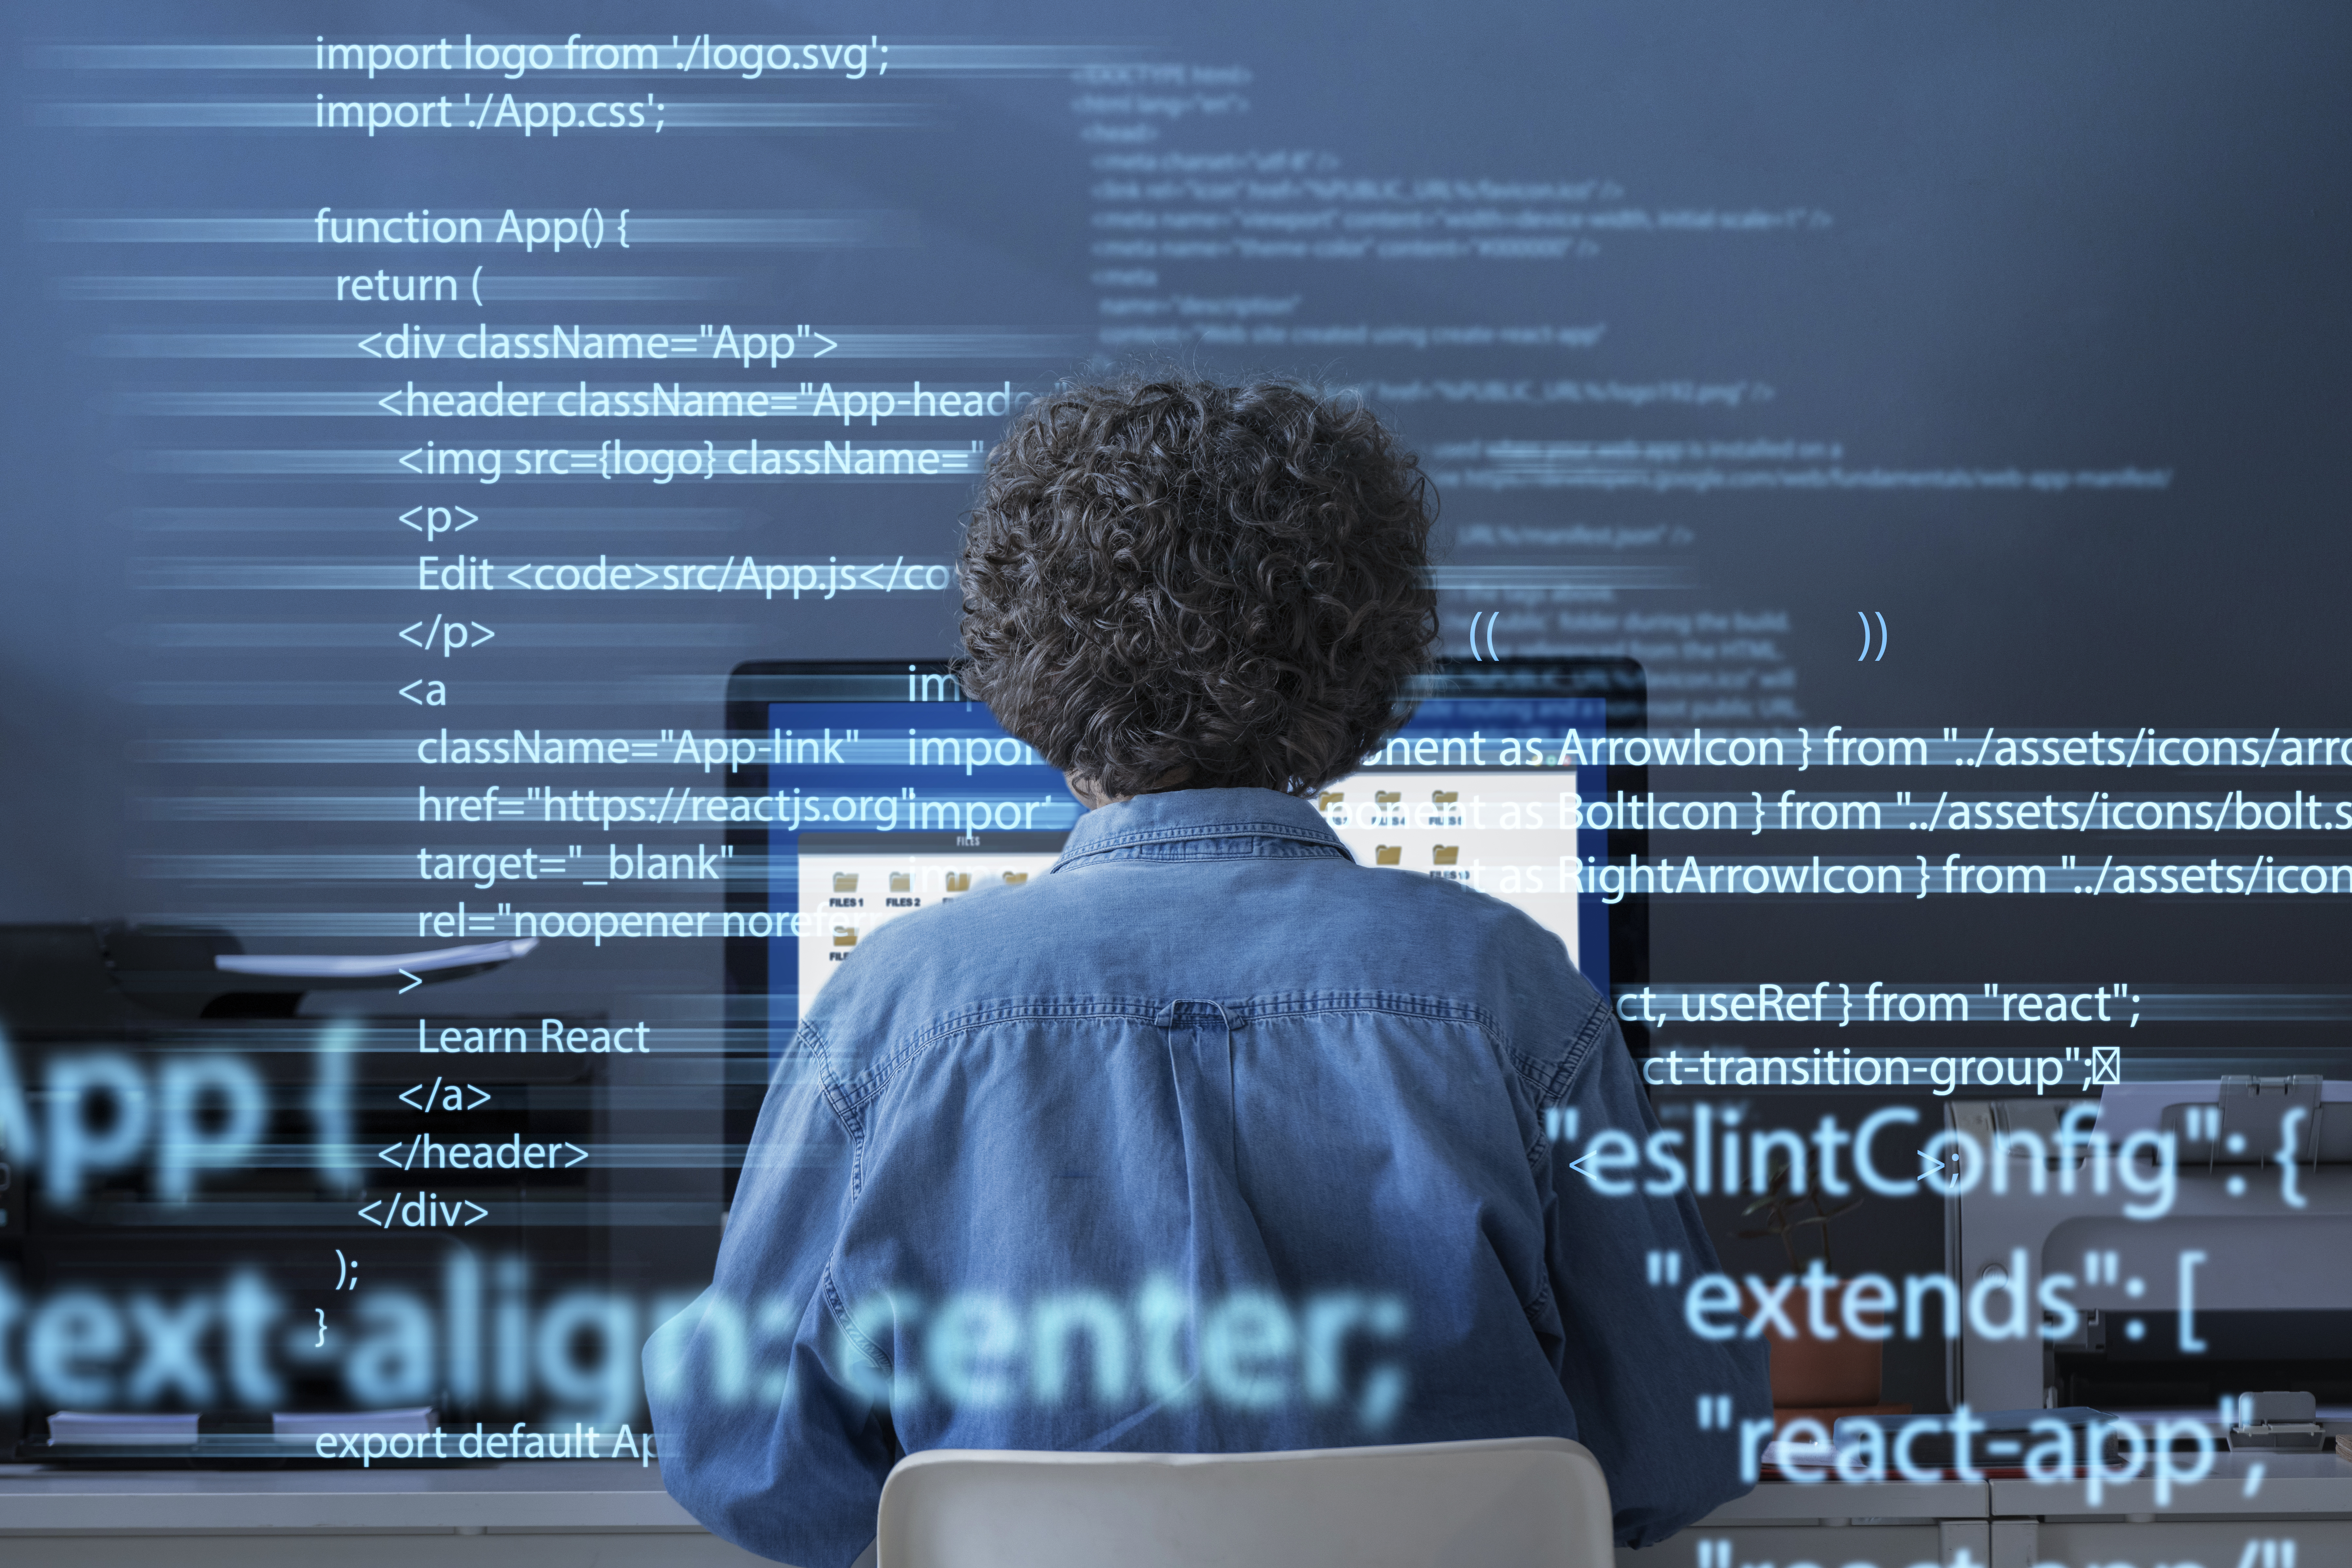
top-left (1944, 1079), bottom-right (2352, 1414)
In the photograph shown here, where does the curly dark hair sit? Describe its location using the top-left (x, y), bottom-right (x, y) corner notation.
top-left (957, 373), bottom-right (1439, 799)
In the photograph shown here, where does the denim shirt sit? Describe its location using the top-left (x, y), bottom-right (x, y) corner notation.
top-left (648, 787), bottom-right (1766, 1567)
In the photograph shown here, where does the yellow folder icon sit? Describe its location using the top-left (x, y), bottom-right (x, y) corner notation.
top-left (1002, 871), bottom-right (1028, 885)
top-left (1432, 790), bottom-right (1458, 805)
top-left (1433, 846), bottom-right (1459, 865)
top-left (889, 872), bottom-right (912, 892)
top-left (831, 925), bottom-right (857, 947)
top-left (1316, 791), bottom-right (1344, 810)
top-left (944, 872), bottom-right (971, 892)
top-left (833, 872), bottom-right (859, 893)
top-left (1376, 790), bottom-right (1401, 806)
top-left (1375, 846), bottom-right (1401, 866)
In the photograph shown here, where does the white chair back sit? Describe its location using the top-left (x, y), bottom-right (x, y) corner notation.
top-left (874, 1436), bottom-right (1615, 1568)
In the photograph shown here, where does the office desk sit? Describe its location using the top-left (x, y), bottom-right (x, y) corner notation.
top-left (1624, 1452), bottom-right (2352, 1567)
top-left (0, 1461), bottom-right (770, 1568)
top-left (1990, 1452), bottom-right (2352, 1568)
top-left (4, 1453), bottom-right (2345, 1568)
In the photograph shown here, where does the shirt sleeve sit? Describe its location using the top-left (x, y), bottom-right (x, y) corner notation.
top-left (1539, 1013), bottom-right (1772, 1549)
top-left (643, 1026), bottom-right (894, 1568)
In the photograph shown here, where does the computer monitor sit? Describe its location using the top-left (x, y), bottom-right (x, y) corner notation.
top-left (795, 830), bottom-right (1069, 1005)
top-left (721, 659), bottom-right (1650, 1157)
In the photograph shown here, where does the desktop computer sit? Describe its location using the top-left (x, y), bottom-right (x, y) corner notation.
top-left (721, 659), bottom-right (1652, 1169)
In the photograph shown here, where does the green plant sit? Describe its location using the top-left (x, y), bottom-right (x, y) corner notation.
top-left (1738, 1154), bottom-right (1863, 1269)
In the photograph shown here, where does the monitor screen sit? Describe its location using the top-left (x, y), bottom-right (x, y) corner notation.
top-left (1326, 694), bottom-right (1614, 976)
top-left (726, 660), bottom-right (1645, 1075)
top-left (796, 830), bottom-right (1067, 1006)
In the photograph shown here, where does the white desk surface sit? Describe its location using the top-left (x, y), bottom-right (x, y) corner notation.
top-left (3, 1452), bottom-right (2347, 1536)
top-left (0, 1460), bottom-right (698, 1532)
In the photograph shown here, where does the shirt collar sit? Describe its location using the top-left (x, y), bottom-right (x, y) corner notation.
top-left (1052, 786), bottom-right (1351, 869)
